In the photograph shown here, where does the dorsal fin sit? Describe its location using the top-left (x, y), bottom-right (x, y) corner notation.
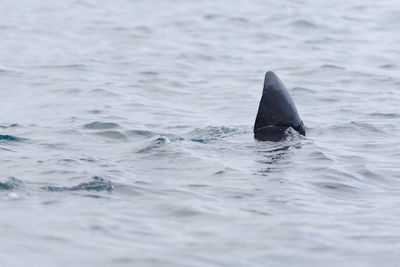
top-left (254, 71), bottom-right (305, 140)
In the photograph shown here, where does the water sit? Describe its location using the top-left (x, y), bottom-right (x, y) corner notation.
top-left (1, 0), bottom-right (400, 266)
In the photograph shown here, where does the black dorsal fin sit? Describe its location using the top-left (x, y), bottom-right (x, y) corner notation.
top-left (254, 71), bottom-right (305, 140)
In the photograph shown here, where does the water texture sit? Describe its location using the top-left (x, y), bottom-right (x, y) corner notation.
top-left (1, 0), bottom-right (400, 266)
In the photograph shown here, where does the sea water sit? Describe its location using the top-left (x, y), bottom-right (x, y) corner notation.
top-left (1, 0), bottom-right (400, 266)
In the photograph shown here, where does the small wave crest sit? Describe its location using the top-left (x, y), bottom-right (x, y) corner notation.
top-left (126, 129), bottom-right (156, 138)
top-left (83, 121), bottom-right (120, 129)
top-left (44, 176), bottom-right (114, 193)
top-left (0, 177), bottom-right (24, 190)
top-left (83, 121), bottom-right (128, 140)
top-left (0, 135), bottom-right (22, 142)
top-left (0, 123), bottom-right (19, 129)
top-left (134, 135), bottom-right (184, 154)
top-left (187, 126), bottom-right (239, 143)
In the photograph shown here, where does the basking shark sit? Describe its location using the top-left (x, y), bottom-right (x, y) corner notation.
top-left (254, 71), bottom-right (305, 141)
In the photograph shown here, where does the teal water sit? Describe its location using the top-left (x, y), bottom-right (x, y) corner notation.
top-left (1, 0), bottom-right (400, 266)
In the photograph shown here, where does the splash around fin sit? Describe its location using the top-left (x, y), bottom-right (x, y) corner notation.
top-left (254, 71), bottom-right (305, 141)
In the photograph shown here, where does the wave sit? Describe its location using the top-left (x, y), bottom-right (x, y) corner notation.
top-left (0, 123), bottom-right (19, 129)
top-left (44, 176), bottom-right (114, 193)
top-left (134, 135), bottom-right (183, 154)
top-left (83, 121), bottom-right (120, 129)
top-left (0, 177), bottom-right (24, 190)
top-left (187, 126), bottom-right (240, 143)
top-left (0, 135), bottom-right (22, 142)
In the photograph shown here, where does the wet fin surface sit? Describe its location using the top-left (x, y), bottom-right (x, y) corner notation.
top-left (254, 71), bottom-right (305, 141)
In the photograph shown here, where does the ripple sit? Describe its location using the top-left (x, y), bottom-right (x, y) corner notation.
top-left (134, 136), bottom-right (170, 154)
top-left (186, 184), bottom-right (210, 188)
top-left (203, 14), bottom-right (223, 20)
top-left (313, 182), bottom-right (359, 193)
top-left (241, 208), bottom-right (270, 216)
top-left (86, 110), bottom-right (103, 114)
top-left (320, 64), bottom-right (346, 70)
top-left (291, 87), bottom-right (316, 93)
top-left (188, 126), bottom-right (239, 143)
top-left (139, 71), bottom-right (159, 76)
top-left (93, 131), bottom-right (127, 140)
top-left (38, 64), bottom-right (87, 70)
top-left (44, 176), bottom-right (114, 193)
top-left (348, 122), bottom-right (386, 133)
top-left (89, 89), bottom-right (119, 97)
top-left (290, 19), bottom-right (318, 28)
top-left (0, 123), bottom-right (19, 129)
top-left (380, 64), bottom-right (396, 69)
top-left (126, 129), bottom-right (156, 137)
top-left (0, 177), bottom-right (24, 190)
top-left (157, 202), bottom-right (203, 218)
top-left (0, 135), bottom-right (22, 142)
top-left (308, 151), bottom-right (335, 162)
top-left (315, 122), bottom-right (387, 136)
top-left (84, 121), bottom-right (120, 129)
top-left (369, 113), bottom-right (400, 118)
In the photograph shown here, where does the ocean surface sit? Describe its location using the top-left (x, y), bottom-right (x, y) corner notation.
top-left (1, 0), bottom-right (400, 266)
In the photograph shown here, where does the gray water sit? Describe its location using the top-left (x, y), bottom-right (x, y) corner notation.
top-left (1, 0), bottom-right (400, 266)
